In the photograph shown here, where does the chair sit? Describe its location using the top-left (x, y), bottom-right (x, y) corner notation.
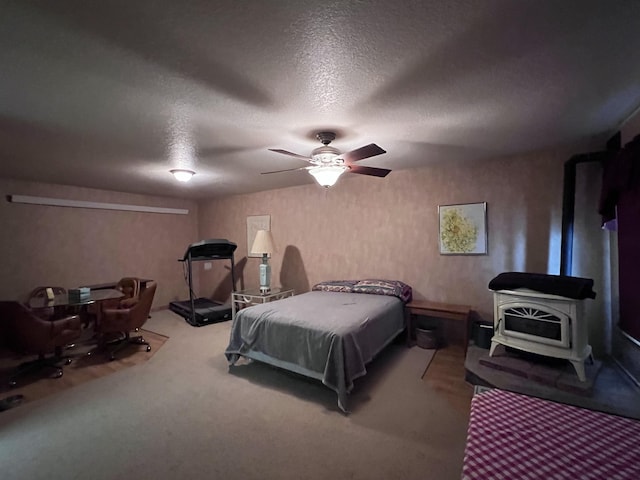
top-left (26, 286), bottom-right (67, 319)
top-left (92, 277), bottom-right (141, 313)
top-left (115, 277), bottom-right (141, 308)
top-left (84, 277), bottom-right (142, 327)
top-left (27, 286), bottom-right (67, 300)
top-left (27, 286), bottom-right (85, 344)
top-left (0, 301), bottom-right (82, 387)
top-left (94, 282), bottom-right (157, 361)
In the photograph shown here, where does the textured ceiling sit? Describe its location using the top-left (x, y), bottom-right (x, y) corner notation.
top-left (1, 0), bottom-right (640, 199)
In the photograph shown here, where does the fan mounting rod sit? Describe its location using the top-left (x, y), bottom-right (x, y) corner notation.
top-left (316, 132), bottom-right (336, 145)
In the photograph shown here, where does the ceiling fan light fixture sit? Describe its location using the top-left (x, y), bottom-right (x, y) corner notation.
top-left (311, 145), bottom-right (341, 159)
top-left (170, 169), bottom-right (195, 182)
top-left (308, 165), bottom-right (348, 187)
top-left (265, 131), bottom-right (390, 184)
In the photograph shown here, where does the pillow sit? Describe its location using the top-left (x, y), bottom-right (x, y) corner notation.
top-left (312, 280), bottom-right (358, 293)
top-left (352, 279), bottom-right (413, 303)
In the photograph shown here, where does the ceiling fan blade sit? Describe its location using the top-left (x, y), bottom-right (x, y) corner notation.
top-left (348, 165), bottom-right (391, 177)
top-left (261, 166), bottom-right (311, 175)
top-left (341, 144), bottom-right (386, 164)
top-left (268, 149), bottom-right (313, 162)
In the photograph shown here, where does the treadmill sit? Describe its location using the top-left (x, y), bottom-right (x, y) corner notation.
top-left (169, 239), bottom-right (237, 327)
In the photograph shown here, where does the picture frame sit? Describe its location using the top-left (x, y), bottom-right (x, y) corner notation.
top-left (246, 215), bottom-right (271, 257)
top-left (438, 202), bottom-right (487, 255)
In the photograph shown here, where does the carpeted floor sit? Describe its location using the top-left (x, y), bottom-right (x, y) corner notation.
top-left (422, 345), bottom-right (474, 416)
top-left (0, 309), bottom-right (470, 480)
top-left (0, 328), bottom-right (168, 408)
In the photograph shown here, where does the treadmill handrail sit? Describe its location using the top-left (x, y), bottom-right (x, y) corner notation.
top-left (179, 239), bottom-right (237, 261)
top-left (178, 256), bottom-right (232, 262)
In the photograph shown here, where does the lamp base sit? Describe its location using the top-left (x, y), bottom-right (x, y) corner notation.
top-left (259, 258), bottom-right (271, 295)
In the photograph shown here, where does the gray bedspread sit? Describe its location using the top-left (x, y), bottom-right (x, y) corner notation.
top-left (225, 291), bottom-right (405, 412)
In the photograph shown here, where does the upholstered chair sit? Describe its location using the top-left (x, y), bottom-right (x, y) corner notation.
top-left (115, 277), bottom-right (141, 308)
top-left (93, 277), bottom-right (142, 313)
top-left (27, 286), bottom-right (67, 300)
top-left (83, 277), bottom-right (143, 328)
top-left (94, 282), bottom-right (157, 361)
top-left (1, 301), bottom-right (82, 387)
top-left (26, 286), bottom-right (67, 319)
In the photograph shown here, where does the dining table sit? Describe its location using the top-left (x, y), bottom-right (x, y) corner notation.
top-left (28, 288), bottom-right (124, 310)
top-left (28, 288), bottom-right (126, 349)
top-left (28, 288), bottom-right (124, 325)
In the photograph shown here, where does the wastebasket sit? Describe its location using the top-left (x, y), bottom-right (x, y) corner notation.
top-left (415, 327), bottom-right (439, 349)
top-left (475, 323), bottom-right (494, 349)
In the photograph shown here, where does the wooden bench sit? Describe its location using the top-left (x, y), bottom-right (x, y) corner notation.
top-left (405, 300), bottom-right (473, 354)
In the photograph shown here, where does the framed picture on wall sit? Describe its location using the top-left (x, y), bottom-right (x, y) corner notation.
top-left (247, 215), bottom-right (271, 257)
top-left (438, 202), bottom-right (487, 255)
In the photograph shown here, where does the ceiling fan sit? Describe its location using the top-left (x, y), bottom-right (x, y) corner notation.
top-left (263, 132), bottom-right (390, 187)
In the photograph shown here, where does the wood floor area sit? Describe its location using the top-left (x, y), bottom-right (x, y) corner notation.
top-left (422, 345), bottom-right (474, 415)
top-left (0, 328), bottom-right (167, 409)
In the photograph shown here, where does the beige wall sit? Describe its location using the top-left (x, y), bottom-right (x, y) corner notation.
top-left (0, 144), bottom-right (613, 356)
top-left (0, 178), bottom-right (199, 308)
top-left (198, 147), bottom-right (579, 324)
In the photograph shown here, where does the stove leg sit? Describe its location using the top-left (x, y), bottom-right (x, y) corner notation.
top-left (569, 359), bottom-right (587, 382)
top-left (489, 341), bottom-right (499, 357)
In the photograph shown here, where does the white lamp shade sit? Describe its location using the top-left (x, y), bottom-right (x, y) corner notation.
top-left (308, 165), bottom-right (348, 187)
top-left (170, 169), bottom-right (195, 182)
top-left (251, 230), bottom-right (275, 255)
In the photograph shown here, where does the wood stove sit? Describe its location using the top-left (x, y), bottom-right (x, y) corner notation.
top-left (488, 272), bottom-right (596, 382)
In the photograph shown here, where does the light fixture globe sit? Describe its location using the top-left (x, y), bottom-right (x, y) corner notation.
top-left (308, 165), bottom-right (348, 187)
top-left (311, 145), bottom-right (341, 163)
top-left (170, 169), bottom-right (195, 182)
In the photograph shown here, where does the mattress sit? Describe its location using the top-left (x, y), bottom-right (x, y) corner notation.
top-left (225, 290), bottom-right (405, 412)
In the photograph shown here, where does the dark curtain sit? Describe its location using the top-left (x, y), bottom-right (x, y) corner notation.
top-left (599, 135), bottom-right (640, 340)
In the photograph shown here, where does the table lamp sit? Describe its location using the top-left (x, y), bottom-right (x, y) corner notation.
top-left (250, 230), bottom-right (275, 294)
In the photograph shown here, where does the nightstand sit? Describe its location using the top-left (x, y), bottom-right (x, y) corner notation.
top-left (231, 287), bottom-right (295, 319)
top-left (405, 300), bottom-right (472, 353)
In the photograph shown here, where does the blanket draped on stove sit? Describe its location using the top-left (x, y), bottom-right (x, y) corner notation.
top-left (488, 272), bottom-right (596, 300)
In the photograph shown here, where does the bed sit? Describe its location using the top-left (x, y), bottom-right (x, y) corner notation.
top-left (225, 279), bottom-right (412, 412)
top-left (462, 388), bottom-right (640, 480)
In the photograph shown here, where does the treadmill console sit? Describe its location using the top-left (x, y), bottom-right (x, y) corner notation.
top-left (181, 239), bottom-right (237, 261)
